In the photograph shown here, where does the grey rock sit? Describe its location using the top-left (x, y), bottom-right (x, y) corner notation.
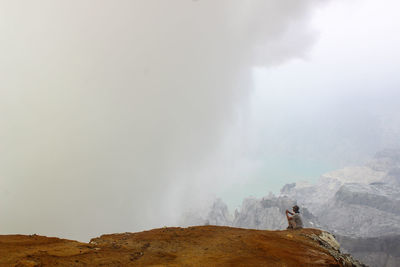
top-left (206, 198), bottom-right (233, 226)
top-left (232, 195), bottom-right (319, 230)
top-left (307, 232), bottom-right (366, 267)
top-left (367, 149), bottom-right (400, 172)
top-left (336, 234), bottom-right (400, 267)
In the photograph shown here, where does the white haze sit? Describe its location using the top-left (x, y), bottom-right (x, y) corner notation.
top-left (0, 1), bottom-right (326, 241)
top-left (218, 0), bottom-right (400, 207)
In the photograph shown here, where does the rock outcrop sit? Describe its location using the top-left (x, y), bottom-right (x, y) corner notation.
top-left (336, 234), bottom-right (400, 267)
top-left (0, 226), bottom-right (364, 267)
top-left (232, 195), bottom-right (320, 230)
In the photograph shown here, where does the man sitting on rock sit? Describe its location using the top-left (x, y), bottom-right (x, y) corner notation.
top-left (286, 205), bottom-right (303, 229)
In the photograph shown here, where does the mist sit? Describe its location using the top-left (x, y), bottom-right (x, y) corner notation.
top-left (218, 0), bottom-right (400, 206)
top-left (0, 1), bottom-right (326, 240)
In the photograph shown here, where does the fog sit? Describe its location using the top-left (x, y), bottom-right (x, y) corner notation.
top-left (0, 0), bottom-right (325, 240)
top-left (235, 0), bottom-right (400, 201)
top-left (2, 0), bottom-right (399, 242)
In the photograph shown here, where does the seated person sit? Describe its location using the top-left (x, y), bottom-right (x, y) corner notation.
top-left (286, 205), bottom-right (303, 229)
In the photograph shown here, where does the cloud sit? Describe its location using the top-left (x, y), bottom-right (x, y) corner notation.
top-left (0, 0), bottom-right (323, 240)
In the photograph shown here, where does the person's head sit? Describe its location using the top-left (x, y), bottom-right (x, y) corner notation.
top-left (292, 205), bottom-right (300, 213)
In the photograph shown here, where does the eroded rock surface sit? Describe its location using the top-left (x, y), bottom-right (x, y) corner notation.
top-left (0, 226), bottom-right (363, 267)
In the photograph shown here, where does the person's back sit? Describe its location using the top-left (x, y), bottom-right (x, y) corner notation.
top-left (285, 205), bottom-right (303, 229)
top-left (292, 212), bottom-right (303, 229)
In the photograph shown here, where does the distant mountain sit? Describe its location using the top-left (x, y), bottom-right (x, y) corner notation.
top-left (232, 195), bottom-right (320, 230)
top-left (317, 182), bottom-right (400, 237)
top-left (281, 149), bottom-right (400, 239)
top-left (181, 195), bottom-right (320, 231)
top-left (280, 166), bottom-right (387, 219)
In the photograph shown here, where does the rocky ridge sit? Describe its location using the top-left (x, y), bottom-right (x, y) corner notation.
top-left (0, 226), bottom-right (364, 267)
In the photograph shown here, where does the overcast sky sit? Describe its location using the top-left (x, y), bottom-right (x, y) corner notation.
top-left (0, 0), bottom-right (399, 241)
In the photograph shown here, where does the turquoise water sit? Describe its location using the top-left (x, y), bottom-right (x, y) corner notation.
top-left (219, 156), bottom-right (336, 210)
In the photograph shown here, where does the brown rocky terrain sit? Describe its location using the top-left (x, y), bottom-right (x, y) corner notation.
top-left (0, 226), bottom-right (364, 266)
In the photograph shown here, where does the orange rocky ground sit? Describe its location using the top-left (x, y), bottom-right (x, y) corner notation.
top-left (0, 226), bottom-right (364, 266)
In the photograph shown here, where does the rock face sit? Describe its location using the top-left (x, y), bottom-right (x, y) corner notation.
top-left (318, 183), bottom-right (400, 237)
top-left (205, 198), bottom-right (233, 226)
top-left (281, 166), bottom-right (387, 218)
top-left (183, 194), bottom-right (320, 231)
top-left (367, 149), bottom-right (400, 173)
top-left (336, 234), bottom-right (400, 267)
top-left (0, 226), bottom-right (364, 267)
top-left (231, 195), bottom-right (320, 230)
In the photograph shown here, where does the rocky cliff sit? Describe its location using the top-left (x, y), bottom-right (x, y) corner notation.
top-left (336, 234), bottom-right (400, 267)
